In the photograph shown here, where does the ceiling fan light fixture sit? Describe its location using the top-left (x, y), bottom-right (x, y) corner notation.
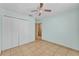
top-left (29, 3), bottom-right (52, 17)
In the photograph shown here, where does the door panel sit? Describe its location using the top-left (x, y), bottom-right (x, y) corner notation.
top-left (2, 17), bottom-right (18, 50)
top-left (0, 15), bottom-right (2, 54)
top-left (2, 16), bottom-right (35, 51)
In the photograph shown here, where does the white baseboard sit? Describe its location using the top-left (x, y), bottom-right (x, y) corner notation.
top-left (43, 39), bottom-right (79, 52)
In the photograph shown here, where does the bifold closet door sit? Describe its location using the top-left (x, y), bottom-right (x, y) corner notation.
top-left (2, 17), bottom-right (18, 50)
top-left (0, 15), bottom-right (2, 54)
top-left (15, 19), bottom-right (35, 45)
top-left (2, 16), bottom-right (35, 51)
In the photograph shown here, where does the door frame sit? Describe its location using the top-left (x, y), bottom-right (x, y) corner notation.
top-left (35, 23), bottom-right (42, 41)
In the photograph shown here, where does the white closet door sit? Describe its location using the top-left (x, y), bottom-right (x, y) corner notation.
top-left (10, 18), bottom-right (19, 48)
top-left (2, 17), bottom-right (18, 50)
top-left (2, 16), bottom-right (35, 50)
top-left (0, 15), bottom-right (2, 54)
top-left (16, 19), bottom-right (35, 45)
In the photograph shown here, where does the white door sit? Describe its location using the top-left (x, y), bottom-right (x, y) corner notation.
top-left (2, 16), bottom-right (35, 51)
top-left (15, 19), bottom-right (35, 45)
top-left (2, 16), bottom-right (18, 50)
top-left (0, 15), bottom-right (2, 54)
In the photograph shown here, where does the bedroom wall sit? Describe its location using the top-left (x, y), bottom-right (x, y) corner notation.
top-left (42, 8), bottom-right (79, 50)
top-left (0, 8), bottom-right (35, 51)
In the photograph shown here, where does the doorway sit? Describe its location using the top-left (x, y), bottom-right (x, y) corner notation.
top-left (35, 23), bottom-right (42, 41)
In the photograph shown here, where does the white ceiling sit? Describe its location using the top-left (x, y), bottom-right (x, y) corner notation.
top-left (0, 3), bottom-right (79, 19)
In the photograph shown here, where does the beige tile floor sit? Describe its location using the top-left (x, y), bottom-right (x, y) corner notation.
top-left (0, 40), bottom-right (79, 56)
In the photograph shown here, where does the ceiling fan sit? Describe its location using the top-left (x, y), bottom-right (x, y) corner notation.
top-left (29, 3), bottom-right (52, 16)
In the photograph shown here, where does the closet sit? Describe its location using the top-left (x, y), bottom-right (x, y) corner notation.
top-left (0, 15), bottom-right (35, 54)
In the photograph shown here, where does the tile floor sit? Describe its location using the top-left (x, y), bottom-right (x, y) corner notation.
top-left (0, 40), bottom-right (79, 56)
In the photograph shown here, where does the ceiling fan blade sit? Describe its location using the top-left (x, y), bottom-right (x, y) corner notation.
top-left (44, 9), bottom-right (52, 12)
top-left (40, 3), bottom-right (43, 8)
top-left (31, 10), bottom-right (38, 12)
